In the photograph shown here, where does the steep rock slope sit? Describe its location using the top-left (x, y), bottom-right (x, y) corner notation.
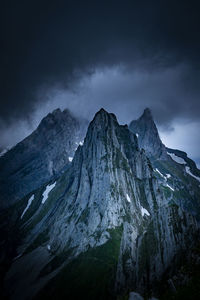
top-left (0, 108), bottom-right (88, 208)
top-left (3, 109), bottom-right (199, 300)
top-left (129, 108), bottom-right (167, 159)
top-left (129, 109), bottom-right (200, 220)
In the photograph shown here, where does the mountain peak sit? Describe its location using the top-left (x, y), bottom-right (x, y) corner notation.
top-left (0, 108), bottom-right (88, 208)
top-left (141, 107), bottom-right (153, 120)
top-left (95, 107), bottom-right (109, 118)
top-left (52, 108), bottom-right (62, 115)
top-left (91, 108), bottom-right (117, 127)
top-left (129, 108), bottom-right (167, 159)
top-left (2, 107), bottom-right (200, 300)
top-left (99, 107), bottom-right (107, 114)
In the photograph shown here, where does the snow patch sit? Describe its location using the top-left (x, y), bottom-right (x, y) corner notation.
top-left (42, 182), bottom-right (56, 204)
top-left (47, 244), bottom-right (51, 251)
top-left (136, 133), bottom-right (139, 138)
top-left (141, 206), bottom-right (150, 217)
top-left (166, 184), bottom-right (175, 191)
top-left (167, 152), bottom-right (186, 164)
top-left (126, 194), bottom-right (131, 203)
top-left (68, 156), bottom-right (73, 162)
top-left (21, 195), bottom-right (34, 219)
top-left (155, 169), bottom-right (171, 181)
top-left (155, 168), bottom-right (165, 178)
top-left (185, 166), bottom-right (200, 182)
top-left (155, 169), bottom-right (174, 191)
top-left (79, 141), bottom-right (84, 146)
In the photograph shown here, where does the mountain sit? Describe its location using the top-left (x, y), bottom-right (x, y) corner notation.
top-left (0, 148), bottom-right (9, 157)
top-left (1, 108), bottom-right (200, 300)
top-left (129, 109), bottom-right (200, 221)
top-left (129, 108), bottom-right (167, 159)
top-left (0, 108), bottom-right (88, 208)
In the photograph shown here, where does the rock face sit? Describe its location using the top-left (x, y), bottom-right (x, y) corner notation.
top-left (129, 108), bottom-right (167, 159)
top-left (129, 291), bottom-right (144, 300)
top-left (2, 109), bottom-right (199, 300)
top-left (129, 109), bottom-right (200, 221)
top-left (0, 108), bottom-right (88, 208)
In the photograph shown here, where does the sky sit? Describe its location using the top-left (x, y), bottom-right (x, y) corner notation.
top-left (1, 0), bottom-right (200, 164)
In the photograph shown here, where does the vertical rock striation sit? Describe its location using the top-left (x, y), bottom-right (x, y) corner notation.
top-left (0, 108), bottom-right (88, 208)
top-left (3, 108), bottom-right (199, 300)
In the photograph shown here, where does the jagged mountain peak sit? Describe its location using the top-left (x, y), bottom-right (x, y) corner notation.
top-left (52, 107), bottom-right (62, 114)
top-left (134, 107), bottom-right (156, 129)
top-left (83, 108), bottom-right (139, 159)
top-left (140, 107), bottom-right (153, 120)
top-left (37, 107), bottom-right (78, 130)
top-left (129, 108), bottom-right (167, 159)
top-left (98, 107), bottom-right (107, 114)
top-left (90, 108), bottom-right (117, 128)
top-left (93, 107), bottom-right (117, 121)
top-left (1, 107), bottom-right (200, 300)
top-left (0, 107), bottom-right (88, 208)
top-left (93, 107), bottom-right (111, 120)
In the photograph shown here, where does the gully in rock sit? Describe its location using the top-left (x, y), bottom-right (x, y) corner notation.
top-left (0, 108), bottom-right (200, 300)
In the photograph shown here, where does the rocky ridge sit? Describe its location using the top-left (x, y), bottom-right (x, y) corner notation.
top-left (129, 108), bottom-right (168, 160)
top-left (1, 108), bottom-right (199, 300)
top-left (0, 108), bottom-right (88, 208)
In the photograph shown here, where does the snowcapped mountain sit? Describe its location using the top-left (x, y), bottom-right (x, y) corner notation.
top-left (0, 108), bottom-right (200, 300)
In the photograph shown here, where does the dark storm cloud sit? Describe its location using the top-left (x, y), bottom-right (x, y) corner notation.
top-left (36, 64), bottom-right (199, 128)
top-left (1, 0), bottom-right (200, 124)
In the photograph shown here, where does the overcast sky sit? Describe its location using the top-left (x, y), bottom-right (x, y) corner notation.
top-left (1, 0), bottom-right (200, 164)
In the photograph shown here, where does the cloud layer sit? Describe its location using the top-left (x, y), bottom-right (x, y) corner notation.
top-left (1, 1), bottom-right (200, 121)
top-left (1, 1), bottom-right (200, 162)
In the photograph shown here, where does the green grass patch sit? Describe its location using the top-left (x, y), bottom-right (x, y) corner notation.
top-left (35, 226), bottom-right (123, 300)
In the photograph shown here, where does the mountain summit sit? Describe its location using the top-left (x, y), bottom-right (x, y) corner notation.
top-left (0, 108), bottom-right (88, 208)
top-left (1, 108), bottom-right (200, 300)
top-left (129, 108), bottom-right (167, 159)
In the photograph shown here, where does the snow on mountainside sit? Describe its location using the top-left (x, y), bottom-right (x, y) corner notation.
top-left (129, 108), bottom-right (167, 159)
top-left (0, 108), bottom-right (200, 300)
top-left (167, 152), bottom-right (186, 164)
top-left (185, 166), bottom-right (200, 182)
top-left (1, 108), bottom-right (200, 300)
top-left (0, 109), bottom-right (88, 208)
top-left (130, 109), bottom-right (200, 220)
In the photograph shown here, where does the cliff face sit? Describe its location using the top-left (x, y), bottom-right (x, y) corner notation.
top-left (2, 109), bottom-right (199, 300)
top-left (0, 108), bottom-right (88, 208)
top-left (129, 108), bottom-right (200, 221)
top-left (129, 108), bottom-right (167, 159)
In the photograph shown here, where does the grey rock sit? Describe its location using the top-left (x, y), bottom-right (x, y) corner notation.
top-left (130, 108), bottom-right (200, 220)
top-left (1, 108), bottom-right (200, 300)
top-left (129, 108), bottom-right (167, 159)
top-left (0, 108), bottom-right (88, 208)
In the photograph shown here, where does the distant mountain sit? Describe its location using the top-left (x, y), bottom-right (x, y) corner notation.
top-left (0, 108), bottom-right (88, 208)
top-left (130, 109), bottom-right (200, 220)
top-left (1, 108), bottom-right (200, 300)
top-left (129, 108), bottom-right (167, 159)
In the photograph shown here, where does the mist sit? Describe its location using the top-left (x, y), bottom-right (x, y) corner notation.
top-left (1, 65), bottom-right (199, 166)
